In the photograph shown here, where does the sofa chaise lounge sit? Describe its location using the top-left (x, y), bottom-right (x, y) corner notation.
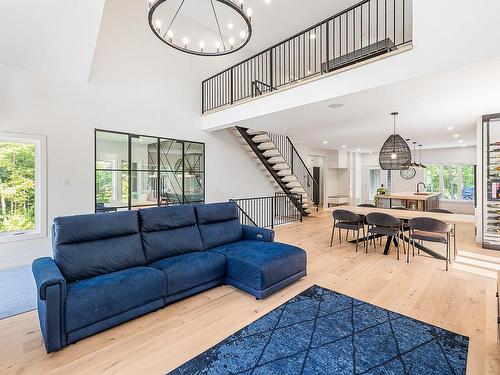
top-left (32, 202), bottom-right (307, 352)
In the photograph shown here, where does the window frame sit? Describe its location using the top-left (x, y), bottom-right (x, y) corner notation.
top-left (425, 162), bottom-right (475, 202)
top-left (94, 129), bottom-right (206, 212)
top-left (0, 132), bottom-right (47, 243)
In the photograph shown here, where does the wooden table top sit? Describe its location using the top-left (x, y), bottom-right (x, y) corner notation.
top-left (375, 192), bottom-right (442, 201)
top-left (326, 205), bottom-right (476, 224)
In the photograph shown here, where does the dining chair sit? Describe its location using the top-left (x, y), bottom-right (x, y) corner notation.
top-left (330, 210), bottom-right (365, 252)
top-left (365, 212), bottom-right (402, 259)
top-left (391, 207), bottom-right (410, 252)
top-left (428, 208), bottom-right (456, 259)
top-left (408, 217), bottom-right (452, 270)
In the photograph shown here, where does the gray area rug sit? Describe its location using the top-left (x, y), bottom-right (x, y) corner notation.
top-left (0, 265), bottom-right (36, 320)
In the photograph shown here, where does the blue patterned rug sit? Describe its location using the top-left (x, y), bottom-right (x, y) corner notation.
top-left (169, 285), bottom-right (468, 375)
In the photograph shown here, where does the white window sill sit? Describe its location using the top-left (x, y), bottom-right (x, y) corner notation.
top-left (0, 231), bottom-right (47, 244)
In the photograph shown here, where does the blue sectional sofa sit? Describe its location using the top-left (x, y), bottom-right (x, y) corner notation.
top-left (32, 202), bottom-right (307, 352)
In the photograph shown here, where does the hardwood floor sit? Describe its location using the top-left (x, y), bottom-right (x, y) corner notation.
top-left (1, 211), bottom-right (499, 374)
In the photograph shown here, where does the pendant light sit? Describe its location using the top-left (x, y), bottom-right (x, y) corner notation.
top-left (418, 144), bottom-right (427, 169)
top-left (379, 112), bottom-right (412, 170)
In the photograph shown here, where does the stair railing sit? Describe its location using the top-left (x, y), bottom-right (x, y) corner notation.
top-left (267, 132), bottom-right (320, 211)
top-left (230, 194), bottom-right (303, 229)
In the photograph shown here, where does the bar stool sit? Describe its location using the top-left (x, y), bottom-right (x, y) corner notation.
top-left (408, 217), bottom-right (452, 271)
top-left (330, 210), bottom-right (365, 252)
top-left (428, 208), bottom-right (456, 260)
top-left (366, 212), bottom-right (402, 260)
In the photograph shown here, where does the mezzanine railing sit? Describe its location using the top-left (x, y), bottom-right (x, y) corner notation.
top-left (202, 0), bottom-right (412, 113)
top-left (230, 193), bottom-right (303, 229)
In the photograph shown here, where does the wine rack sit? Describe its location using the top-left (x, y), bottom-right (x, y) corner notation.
top-left (483, 114), bottom-right (500, 249)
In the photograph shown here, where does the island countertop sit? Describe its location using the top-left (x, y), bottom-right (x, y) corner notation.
top-left (376, 191), bottom-right (442, 201)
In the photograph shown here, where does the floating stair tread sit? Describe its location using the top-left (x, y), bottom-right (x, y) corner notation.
top-left (246, 129), bottom-right (266, 136)
top-left (267, 156), bottom-right (287, 164)
top-left (257, 142), bottom-right (276, 150)
top-left (272, 163), bottom-right (290, 170)
top-left (252, 135), bottom-right (272, 143)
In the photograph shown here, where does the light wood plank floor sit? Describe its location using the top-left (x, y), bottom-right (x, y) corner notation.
top-left (1, 211), bottom-right (499, 374)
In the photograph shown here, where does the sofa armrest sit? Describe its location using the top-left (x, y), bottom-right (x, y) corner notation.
top-left (242, 225), bottom-right (275, 242)
top-left (32, 257), bottom-right (67, 352)
top-left (32, 257), bottom-right (66, 300)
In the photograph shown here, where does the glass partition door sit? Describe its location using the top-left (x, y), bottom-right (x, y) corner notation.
top-left (95, 130), bottom-right (205, 212)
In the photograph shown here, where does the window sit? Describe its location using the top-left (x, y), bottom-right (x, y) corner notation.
top-left (95, 130), bottom-right (205, 212)
top-left (425, 163), bottom-right (475, 201)
top-left (0, 133), bottom-right (46, 242)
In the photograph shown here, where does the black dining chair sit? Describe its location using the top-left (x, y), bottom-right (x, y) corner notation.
top-left (428, 208), bottom-right (456, 259)
top-left (365, 212), bottom-right (402, 259)
top-left (408, 217), bottom-right (452, 270)
top-left (330, 210), bottom-right (365, 252)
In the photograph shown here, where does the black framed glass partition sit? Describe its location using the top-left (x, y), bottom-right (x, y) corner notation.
top-left (95, 129), bottom-right (205, 212)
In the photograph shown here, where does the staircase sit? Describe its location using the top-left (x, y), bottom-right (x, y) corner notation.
top-left (232, 127), bottom-right (319, 215)
top-left (453, 251), bottom-right (500, 279)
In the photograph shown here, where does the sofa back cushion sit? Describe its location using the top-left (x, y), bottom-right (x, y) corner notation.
top-left (139, 205), bottom-right (204, 263)
top-left (53, 211), bottom-right (146, 283)
top-left (195, 202), bottom-right (243, 250)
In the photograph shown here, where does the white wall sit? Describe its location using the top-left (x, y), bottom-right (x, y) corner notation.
top-left (361, 146), bottom-right (477, 213)
top-left (0, 0), bottom-right (275, 268)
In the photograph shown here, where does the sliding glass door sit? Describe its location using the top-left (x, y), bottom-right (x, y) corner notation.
top-left (95, 130), bottom-right (205, 212)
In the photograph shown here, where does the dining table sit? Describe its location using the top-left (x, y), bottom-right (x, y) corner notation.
top-left (326, 206), bottom-right (476, 260)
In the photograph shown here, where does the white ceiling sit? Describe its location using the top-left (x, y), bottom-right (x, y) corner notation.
top-left (0, 0), bottom-right (358, 82)
top-left (236, 56), bottom-right (500, 152)
top-left (0, 0), bottom-right (105, 82)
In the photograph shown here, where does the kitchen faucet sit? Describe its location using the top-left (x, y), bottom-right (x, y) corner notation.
top-left (416, 182), bottom-right (427, 193)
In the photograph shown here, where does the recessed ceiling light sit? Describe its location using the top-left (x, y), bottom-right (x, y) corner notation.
top-left (323, 140), bottom-right (328, 144)
top-left (458, 140), bottom-right (464, 143)
top-left (265, 0), bottom-right (271, 4)
top-left (462, 144), bottom-right (467, 147)
top-left (369, 150), bottom-right (373, 154)
top-left (227, 23), bottom-right (234, 30)
top-left (328, 103), bottom-right (344, 109)
top-left (447, 126), bottom-right (454, 131)
top-left (356, 148), bottom-right (361, 152)
top-left (453, 134), bottom-right (460, 138)
top-left (341, 145), bottom-right (346, 149)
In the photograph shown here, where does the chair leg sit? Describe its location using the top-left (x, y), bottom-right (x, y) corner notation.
top-left (346, 230), bottom-right (349, 241)
top-left (396, 233), bottom-right (400, 261)
top-left (338, 227), bottom-right (342, 244)
top-left (355, 228), bottom-right (360, 252)
top-left (330, 224), bottom-right (335, 247)
top-left (446, 238), bottom-right (449, 272)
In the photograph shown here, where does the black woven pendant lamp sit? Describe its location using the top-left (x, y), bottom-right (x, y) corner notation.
top-left (379, 112), bottom-right (411, 170)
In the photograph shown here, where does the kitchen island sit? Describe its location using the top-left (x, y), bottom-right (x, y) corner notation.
top-left (375, 191), bottom-right (441, 211)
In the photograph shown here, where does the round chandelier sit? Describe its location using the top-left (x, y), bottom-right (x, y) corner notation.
top-left (148, 0), bottom-right (253, 57)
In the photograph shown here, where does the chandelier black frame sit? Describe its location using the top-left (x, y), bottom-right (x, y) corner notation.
top-left (148, 0), bottom-right (252, 57)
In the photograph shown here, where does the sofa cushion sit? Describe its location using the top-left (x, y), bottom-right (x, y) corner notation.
top-left (195, 202), bottom-right (243, 250)
top-left (210, 240), bottom-right (306, 291)
top-left (139, 206), bottom-right (204, 263)
top-left (53, 211), bottom-right (146, 282)
top-left (149, 252), bottom-right (226, 296)
top-left (65, 267), bottom-right (166, 333)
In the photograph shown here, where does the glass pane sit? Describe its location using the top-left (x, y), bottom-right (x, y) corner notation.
top-left (443, 165), bottom-right (458, 199)
top-left (0, 141), bottom-right (36, 233)
top-left (159, 171), bottom-right (183, 205)
top-left (131, 136), bottom-right (157, 172)
top-left (425, 165), bottom-right (441, 192)
top-left (159, 139), bottom-right (183, 172)
top-left (368, 169), bottom-right (381, 201)
top-left (96, 131), bottom-right (129, 170)
top-left (184, 172), bottom-right (205, 203)
top-left (96, 170), bottom-right (129, 210)
top-left (184, 142), bottom-right (205, 174)
top-left (461, 164), bottom-right (475, 200)
top-left (131, 171), bottom-right (158, 206)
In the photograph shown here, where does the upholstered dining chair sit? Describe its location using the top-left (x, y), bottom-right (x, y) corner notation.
top-left (408, 217), bottom-right (452, 271)
top-left (428, 208), bottom-right (456, 260)
top-left (365, 212), bottom-right (402, 259)
top-left (330, 210), bottom-right (365, 252)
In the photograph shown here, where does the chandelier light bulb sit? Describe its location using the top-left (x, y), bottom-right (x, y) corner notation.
top-left (229, 37), bottom-right (235, 49)
top-left (227, 23), bottom-right (234, 30)
top-left (246, 8), bottom-right (252, 18)
top-left (199, 40), bottom-right (205, 51)
top-left (182, 37), bottom-right (189, 47)
top-left (154, 19), bottom-right (162, 31)
top-left (166, 29), bottom-right (174, 40)
top-left (391, 152), bottom-right (397, 159)
top-left (240, 31), bottom-right (246, 40)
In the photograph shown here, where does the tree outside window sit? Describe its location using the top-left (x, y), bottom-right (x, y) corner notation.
top-left (425, 163), bottom-right (475, 201)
